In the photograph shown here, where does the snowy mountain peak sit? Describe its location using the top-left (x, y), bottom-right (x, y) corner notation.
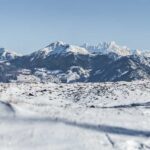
top-left (0, 48), bottom-right (19, 61)
top-left (132, 49), bottom-right (142, 56)
top-left (39, 41), bottom-right (65, 54)
top-left (49, 41), bottom-right (66, 47)
top-left (82, 41), bottom-right (131, 56)
top-left (37, 41), bottom-right (89, 57)
top-left (38, 41), bottom-right (150, 58)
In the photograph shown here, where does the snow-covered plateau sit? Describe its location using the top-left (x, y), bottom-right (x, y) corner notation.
top-left (0, 80), bottom-right (150, 150)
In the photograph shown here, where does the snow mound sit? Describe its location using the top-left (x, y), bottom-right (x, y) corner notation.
top-left (0, 101), bottom-right (15, 117)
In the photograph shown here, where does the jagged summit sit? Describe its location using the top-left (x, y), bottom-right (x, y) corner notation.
top-left (82, 41), bottom-right (131, 56)
top-left (82, 41), bottom-right (150, 58)
top-left (48, 41), bottom-right (66, 46)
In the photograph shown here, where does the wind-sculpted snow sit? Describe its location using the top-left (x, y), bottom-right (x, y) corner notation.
top-left (0, 81), bottom-right (150, 149)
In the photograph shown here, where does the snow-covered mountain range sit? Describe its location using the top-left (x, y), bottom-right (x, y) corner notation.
top-left (1, 41), bottom-right (150, 150)
top-left (0, 41), bottom-right (150, 83)
top-left (82, 41), bottom-right (150, 57)
top-left (82, 41), bottom-right (131, 56)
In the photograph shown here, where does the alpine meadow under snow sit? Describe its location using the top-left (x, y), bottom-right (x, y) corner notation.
top-left (0, 41), bottom-right (150, 150)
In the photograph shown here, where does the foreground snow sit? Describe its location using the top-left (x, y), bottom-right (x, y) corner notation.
top-left (0, 80), bottom-right (150, 150)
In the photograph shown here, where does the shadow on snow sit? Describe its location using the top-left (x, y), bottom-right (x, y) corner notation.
top-left (1, 116), bottom-right (150, 138)
top-left (99, 101), bottom-right (150, 109)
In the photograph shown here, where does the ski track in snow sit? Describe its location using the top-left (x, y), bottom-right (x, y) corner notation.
top-left (0, 80), bottom-right (150, 150)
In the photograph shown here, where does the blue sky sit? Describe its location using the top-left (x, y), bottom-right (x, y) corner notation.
top-left (0, 0), bottom-right (150, 54)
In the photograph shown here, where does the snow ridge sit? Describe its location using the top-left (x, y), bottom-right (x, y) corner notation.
top-left (37, 41), bottom-right (89, 57)
top-left (82, 41), bottom-right (150, 57)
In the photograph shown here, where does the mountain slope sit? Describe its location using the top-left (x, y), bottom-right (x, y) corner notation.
top-left (0, 48), bottom-right (19, 61)
top-left (30, 41), bottom-right (89, 59)
top-left (89, 55), bottom-right (150, 82)
top-left (2, 41), bottom-right (150, 83)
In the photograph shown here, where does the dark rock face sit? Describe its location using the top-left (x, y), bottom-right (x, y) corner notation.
top-left (8, 52), bottom-right (150, 83)
top-left (88, 55), bottom-right (150, 82)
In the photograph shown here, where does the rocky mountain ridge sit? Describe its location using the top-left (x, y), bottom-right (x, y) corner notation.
top-left (0, 41), bottom-right (150, 83)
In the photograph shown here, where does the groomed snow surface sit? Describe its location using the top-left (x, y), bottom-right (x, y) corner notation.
top-left (0, 81), bottom-right (150, 150)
